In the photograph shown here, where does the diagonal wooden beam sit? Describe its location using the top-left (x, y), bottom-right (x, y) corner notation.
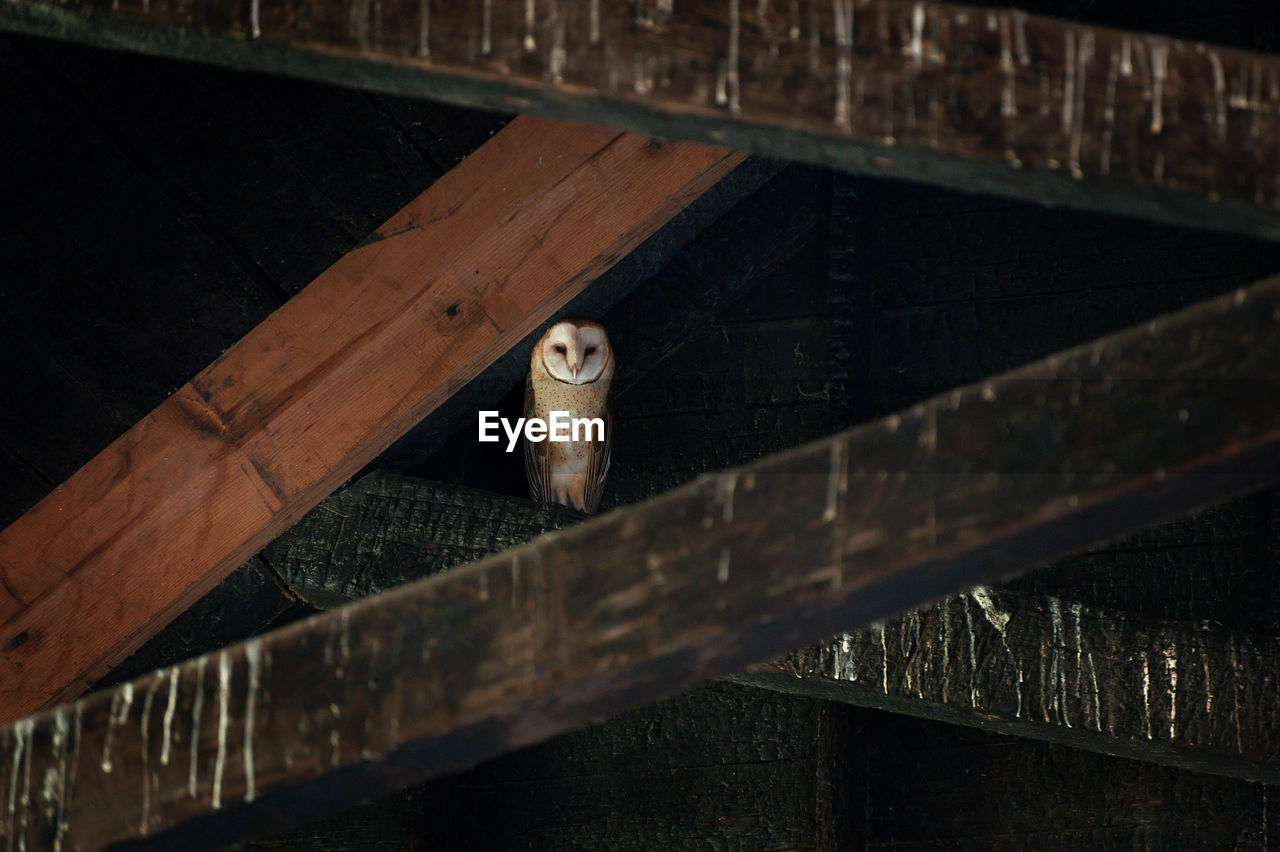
top-left (4, 1), bottom-right (1280, 239)
top-left (733, 585), bottom-right (1280, 784)
top-left (263, 475), bottom-right (1280, 784)
top-left (0, 115), bottom-right (745, 726)
top-left (5, 271), bottom-right (1280, 850)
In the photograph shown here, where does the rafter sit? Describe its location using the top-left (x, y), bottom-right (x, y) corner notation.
top-left (3, 1), bottom-right (1280, 238)
top-left (5, 269), bottom-right (1280, 849)
top-left (734, 585), bottom-right (1280, 784)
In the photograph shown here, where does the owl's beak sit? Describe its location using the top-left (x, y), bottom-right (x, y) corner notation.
top-left (569, 363), bottom-right (580, 378)
top-left (567, 353), bottom-right (581, 378)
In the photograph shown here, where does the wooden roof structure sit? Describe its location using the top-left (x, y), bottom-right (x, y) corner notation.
top-left (1, 0), bottom-right (1280, 848)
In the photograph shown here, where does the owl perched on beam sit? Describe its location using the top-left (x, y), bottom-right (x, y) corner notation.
top-left (524, 320), bottom-right (614, 514)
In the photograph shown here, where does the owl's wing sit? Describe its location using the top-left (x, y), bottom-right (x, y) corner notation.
top-left (523, 373), bottom-right (553, 503)
top-left (581, 397), bottom-right (613, 514)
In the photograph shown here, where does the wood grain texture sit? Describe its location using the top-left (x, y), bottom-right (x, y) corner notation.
top-left (0, 114), bottom-right (743, 725)
top-left (262, 473), bottom-right (586, 609)
top-left (734, 583), bottom-right (1280, 784)
top-left (5, 1), bottom-right (1280, 238)
top-left (5, 269), bottom-right (1280, 849)
top-left (231, 475), bottom-right (1280, 785)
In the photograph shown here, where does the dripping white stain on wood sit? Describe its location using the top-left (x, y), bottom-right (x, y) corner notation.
top-left (717, 472), bottom-right (737, 524)
top-left (727, 0), bottom-right (741, 113)
top-left (833, 0), bottom-right (854, 130)
top-left (999, 12), bottom-right (1016, 118)
top-left (549, 18), bottom-right (566, 83)
top-left (418, 0), bottom-right (430, 57)
top-left (905, 1), bottom-right (923, 71)
top-left (874, 622), bottom-right (888, 694)
top-left (969, 586), bottom-right (1008, 633)
top-left (1101, 45), bottom-right (1119, 175)
top-left (835, 632), bottom-right (855, 682)
top-left (7, 719), bottom-right (29, 848)
top-left (1149, 38), bottom-right (1168, 135)
top-left (244, 639), bottom-right (262, 803)
top-left (212, 650), bottom-right (231, 811)
top-left (970, 588), bottom-right (1020, 717)
top-left (100, 681), bottom-right (133, 774)
top-left (823, 440), bottom-right (843, 523)
top-left (1202, 654), bottom-right (1213, 717)
top-left (1231, 641), bottom-right (1243, 753)
top-left (8, 719), bottom-right (34, 852)
top-left (1071, 602), bottom-right (1084, 703)
top-left (482, 0), bottom-right (492, 55)
top-left (1209, 51), bottom-right (1228, 141)
top-left (1163, 642), bottom-right (1177, 741)
top-left (962, 595), bottom-right (977, 708)
top-left (161, 666), bottom-right (179, 767)
top-left (1141, 650), bottom-right (1152, 740)
top-left (1048, 598), bottom-right (1070, 727)
top-left (49, 706), bottom-right (73, 852)
top-left (940, 600), bottom-right (950, 702)
top-left (138, 677), bottom-right (161, 834)
top-left (1012, 9), bottom-right (1029, 66)
top-left (1068, 30), bottom-right (1092, 179)
top-left (1085, 650), bottom-right (1102, 732)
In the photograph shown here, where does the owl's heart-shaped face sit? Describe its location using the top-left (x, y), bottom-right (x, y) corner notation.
top-left (540, 321), bottom-right (611, 384)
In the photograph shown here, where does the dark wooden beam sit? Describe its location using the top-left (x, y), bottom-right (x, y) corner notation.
top-left (254, 473), bottom-right (1280, 786)
top-left (4, 270), bottom-right (1280, 849)
top-left (0, 115), bottom-right (744, 726)
top-left (5, 2), bottom-right (1280, 239)
top-left (260, 473), bottom-right (587, 610)
top-left (733, 584), bottom-right (1280, 784)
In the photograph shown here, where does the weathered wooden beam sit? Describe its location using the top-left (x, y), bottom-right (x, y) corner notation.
top-left (4, 2), bottom-right (1280, 240)
top-left (252, 474), bottom-right (1280, 786)
top-left (0, 115), bottom-right (744, 726)
top-left (5, 269), bottom-right (1280, 849)
top-left (732, 585), bottom-right (1280, 784)
top-left (260, 473), bottom-right (587, 609)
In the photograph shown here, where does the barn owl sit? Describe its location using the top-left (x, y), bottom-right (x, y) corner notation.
top-left (524, 320), bottom-right (614, 514)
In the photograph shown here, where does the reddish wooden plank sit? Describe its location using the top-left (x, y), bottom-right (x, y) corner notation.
top-left (0, 115), bottom-right (744, 725)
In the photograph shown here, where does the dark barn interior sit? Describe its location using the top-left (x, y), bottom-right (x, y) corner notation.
top-left (3, 0), bottom-right (1280, 848)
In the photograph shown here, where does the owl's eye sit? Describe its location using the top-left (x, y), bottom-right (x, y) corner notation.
top-left (554, 344), bottom-right (567, 354)
top-left (584, 346), bottom-right (597, 356)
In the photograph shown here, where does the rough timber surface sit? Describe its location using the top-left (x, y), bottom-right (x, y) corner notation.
top-left (7, 0), bottom-right (1280, 239)
top-left (7, 272), bottom-right (1280, 848)
top-left (262, 473), bottom-right (586, 610)
top-left (234, 475), bottom-right (1280, 786)
top-left (735, 582), bottom-right (1280, 783)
